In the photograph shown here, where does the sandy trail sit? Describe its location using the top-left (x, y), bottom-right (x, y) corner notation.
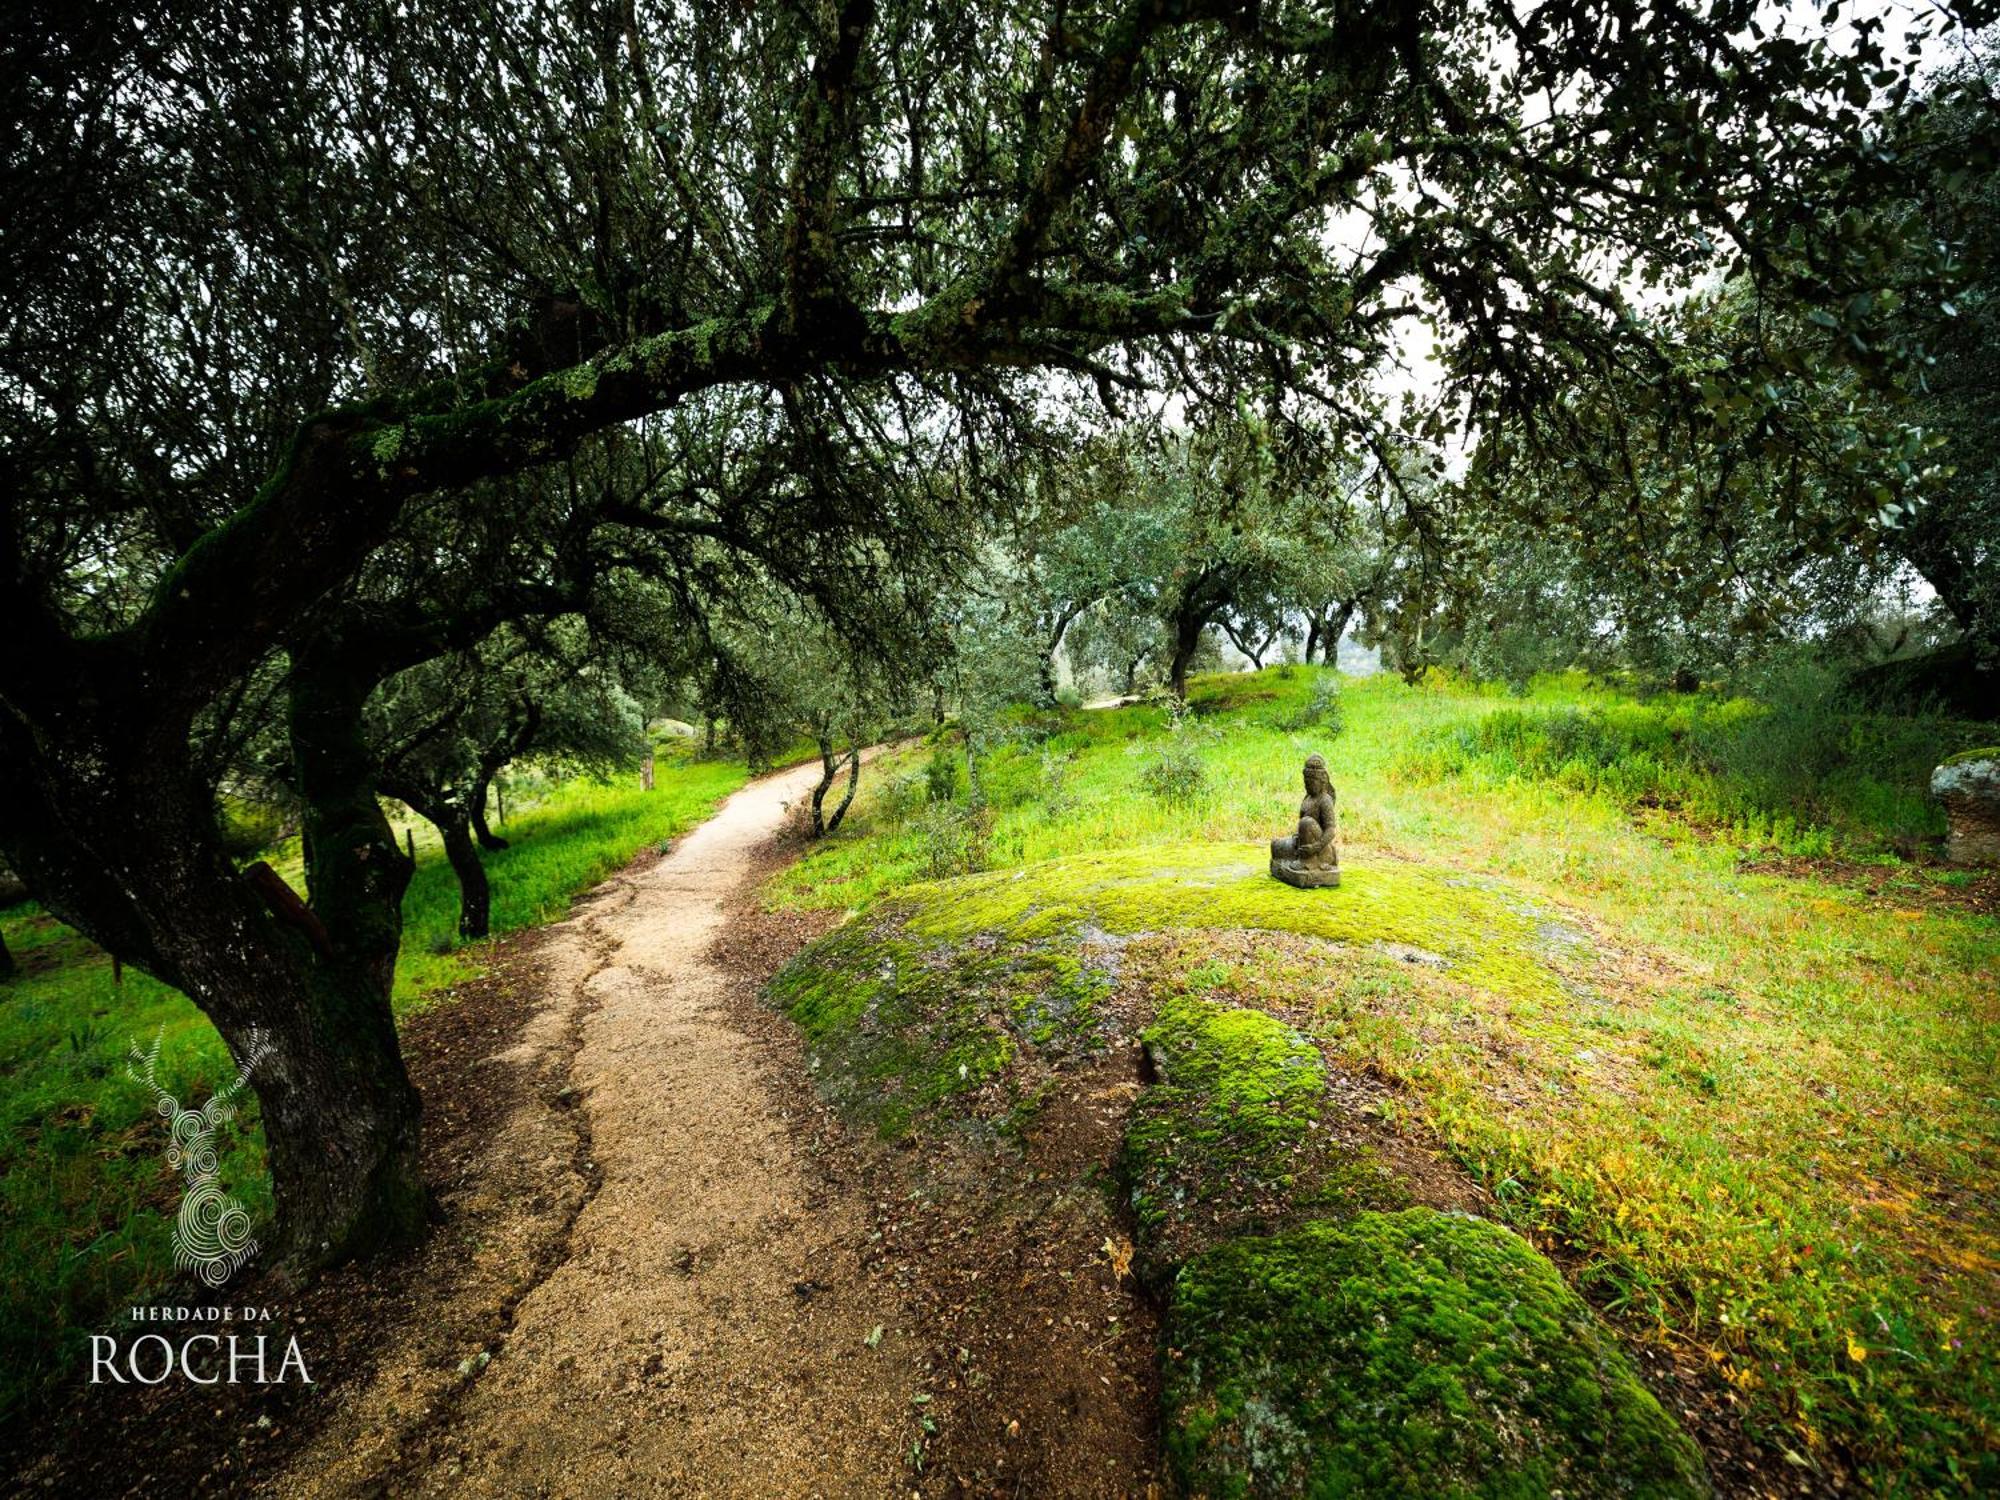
top-left (274, 762), bottom-right (920, 1498)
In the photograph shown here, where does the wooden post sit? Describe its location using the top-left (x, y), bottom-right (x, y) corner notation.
top-left (640, 749), bottom-right (656, 791)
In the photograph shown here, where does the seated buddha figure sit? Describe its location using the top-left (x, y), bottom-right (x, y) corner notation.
top-left (1269, 753), bottom-right (1341, 888)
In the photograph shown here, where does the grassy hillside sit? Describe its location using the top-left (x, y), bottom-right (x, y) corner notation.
top-left (769, 667), bottom-right (1999, 1491)
top-left (0, 748), bottom-right (746, 1427)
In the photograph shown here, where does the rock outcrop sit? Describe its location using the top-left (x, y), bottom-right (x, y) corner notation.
top-left (1932, 750), bottom-right (2000, 866)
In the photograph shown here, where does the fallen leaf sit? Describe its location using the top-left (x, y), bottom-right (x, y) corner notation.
top-left (1102, 1235), bottom-right (1135, 1281)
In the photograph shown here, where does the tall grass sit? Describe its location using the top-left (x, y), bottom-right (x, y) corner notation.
top-left (1411, 664), bottom-right (1989, 857)
top-left (0, 749), bottom-right (745, 1426)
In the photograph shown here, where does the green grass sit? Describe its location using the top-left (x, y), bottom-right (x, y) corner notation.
top-left (0, 749), bottom-right (746, 1427)
top-left (768, 666), bottom-right (2000, 1492)
top-left (1410, 690), bottom-right (1990, 856)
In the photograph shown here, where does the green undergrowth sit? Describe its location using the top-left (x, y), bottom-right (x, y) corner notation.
top-left (0, 750), bottom-right (745, 1429)
top-left (1410, 689), bottom-right (1991, 858)
top-left (1166, 1211), bottom-right (1712, 1499)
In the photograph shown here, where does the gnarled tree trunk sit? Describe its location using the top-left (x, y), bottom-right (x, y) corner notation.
top-left (1168, 608), bottom-right (1205, 700)
top-left (0, 652), bottom-right (428, 1270)
top-left (439, 815), bottom-right (491, 938)
top-left (809, 738), bottom-right (862, 837)
top-left (379, 777), bottom-right (490, 941)
top-left (470, 770), bottom-right (508, 850)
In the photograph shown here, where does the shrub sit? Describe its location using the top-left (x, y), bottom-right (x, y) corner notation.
top-left (1039, 745), bottom-right (1079, 820)
top-left (923, 744), bottom-right (961, 804)
top-left (915, 800), bottom-right (985, 879)
top-left (1684, 660), bottom-right (1848, 817)
top-left (873, 767), bottom-right (930, 826)
top-left (1141, 700), bottom-right (1216, 803)
top-left (1279, 671), bottom-right (1346, 736)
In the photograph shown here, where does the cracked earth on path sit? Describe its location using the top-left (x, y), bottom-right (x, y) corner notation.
top-left (270, 761), bottom-right (920, 1499)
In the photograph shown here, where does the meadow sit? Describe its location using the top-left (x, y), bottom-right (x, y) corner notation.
top-left (0, 748), bottom-right (745, 1428)
top-left (5, 665), bottom-right (1994, 1486)
top-left (770, 667), bottom-right (1999, 1490)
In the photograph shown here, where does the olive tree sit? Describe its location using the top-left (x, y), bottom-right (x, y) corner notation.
top-left (370, 625), bottom-right (648, 938)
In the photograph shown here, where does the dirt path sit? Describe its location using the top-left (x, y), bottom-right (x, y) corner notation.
top-left (270, 762), bottom-right (922, 1498)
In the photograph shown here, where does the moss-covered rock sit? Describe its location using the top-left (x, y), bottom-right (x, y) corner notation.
top-left (772, 846), bottom-right (1711, 1496)
top-left (1121, 996), bottom-right (1407, 1279)
top-left (1164, 1209), bottom-right (1711, 1499)
top-left (767, 907), bottom-right (1115, 1138)
top-left (771, 842), bottom-right (1594, 1137)
top-left (894, 844), bottom-right (1579, 1007)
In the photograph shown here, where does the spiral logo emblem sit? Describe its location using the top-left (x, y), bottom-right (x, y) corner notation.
top-left (127, 1028), bottom-right (274, 1288)
top-left (178, 1181), bottom-right (258, 1287)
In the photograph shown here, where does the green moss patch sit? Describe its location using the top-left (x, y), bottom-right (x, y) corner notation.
top-left (768, 907), bottom-right (1118, 1139)
top-left (1121, 995), bottom-right (1408, 1279)
top-left (1165, 1209), bottom-right (1711, 1499)
top-left (895, 844), bottom-right (1578, 1007)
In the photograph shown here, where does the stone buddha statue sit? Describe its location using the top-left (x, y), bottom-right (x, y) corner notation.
top-left (1270, 753), bottom-right (1341, 888)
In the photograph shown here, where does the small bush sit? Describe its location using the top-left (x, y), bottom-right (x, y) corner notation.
top-left (874, 768), bottom-right (930, 826)
top-left (915, 801), bottom-right (984, 879)
top-left (924, 745), bottom-right (961, 804)
top-left (1141, 700), bottom-right (1216, 803)
top-left (1141, 741), bottom-right (1208, 802)
top-left (1039, 745), bottom-right (1079, 820)
top-left (1279, 672), bottom-right (1346, 736)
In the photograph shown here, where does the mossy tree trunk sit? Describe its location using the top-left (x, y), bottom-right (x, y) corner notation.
top-left (281, 643), bottom-right (430, 1258)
